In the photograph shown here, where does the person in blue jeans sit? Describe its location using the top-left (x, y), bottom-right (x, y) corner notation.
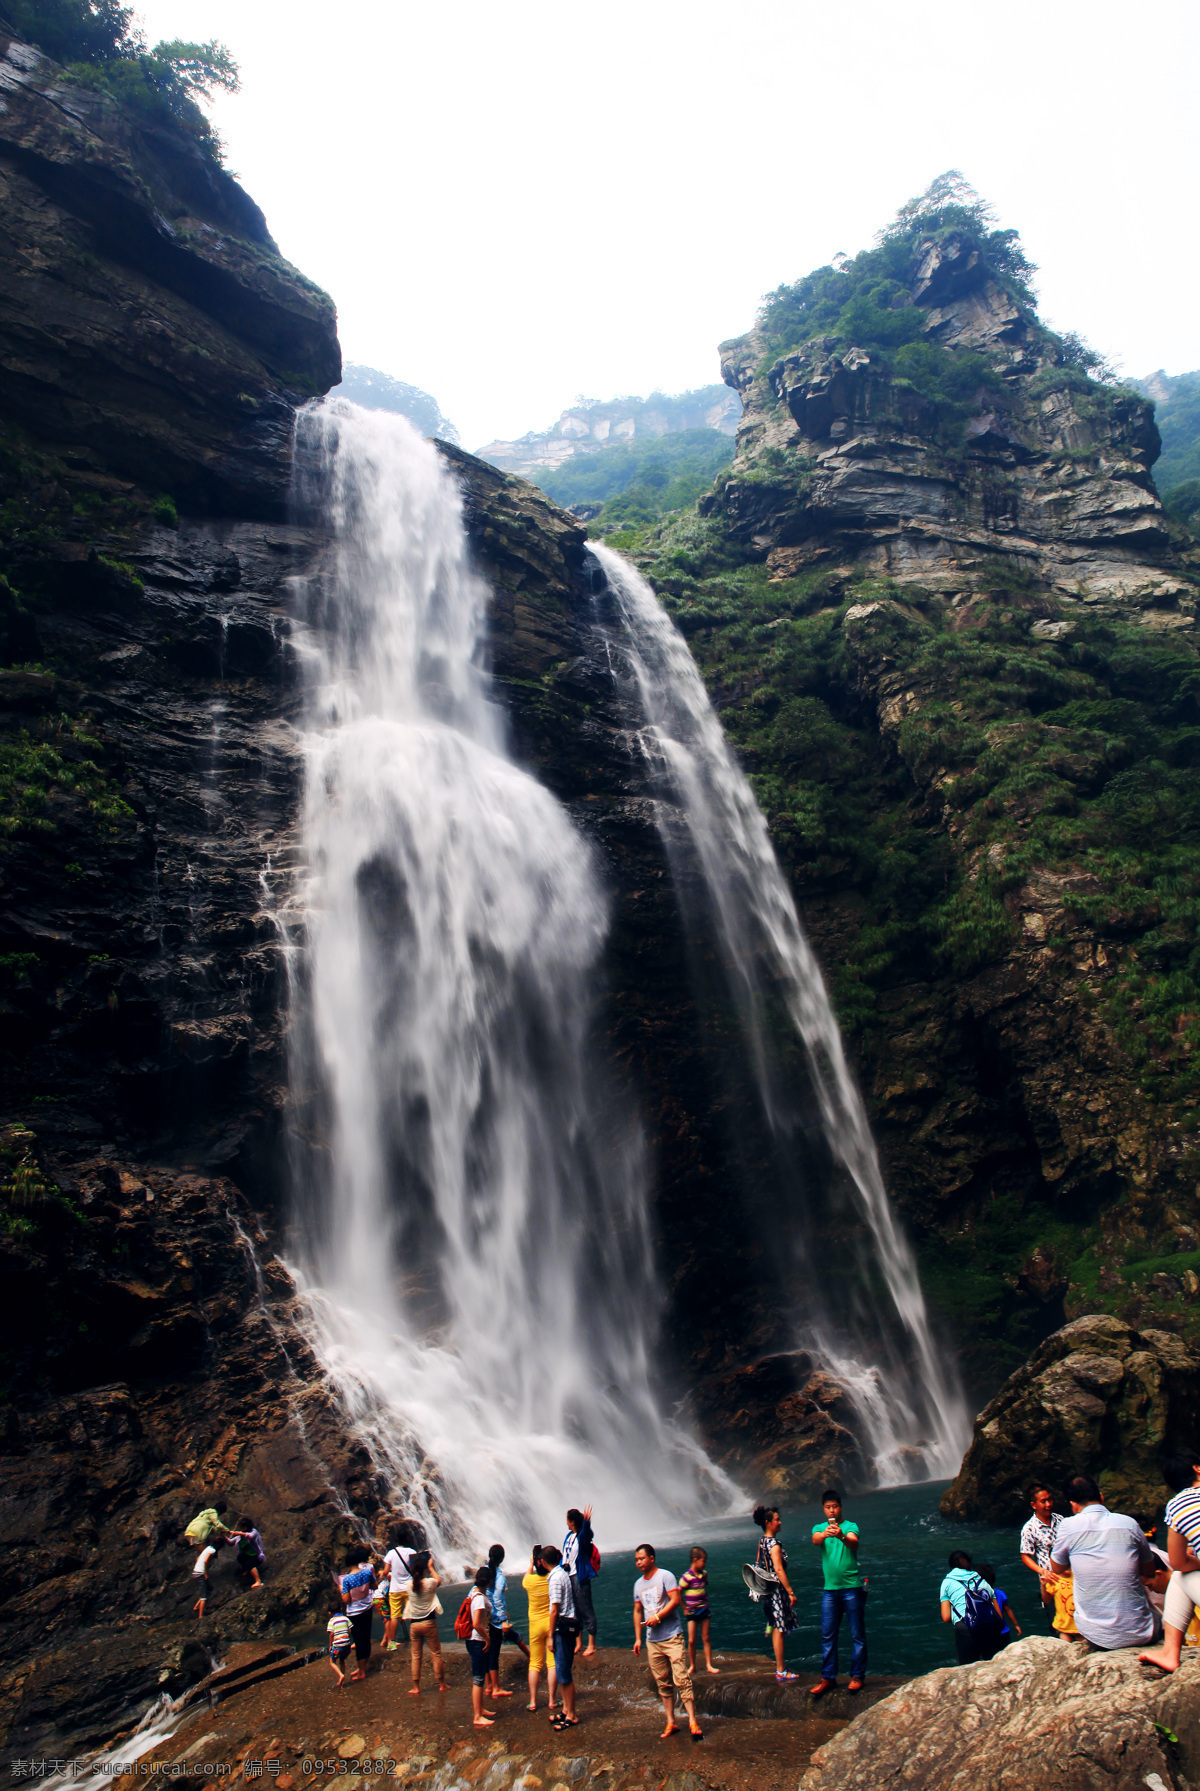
top-left (810, 1489), bottom-right (867, 1696)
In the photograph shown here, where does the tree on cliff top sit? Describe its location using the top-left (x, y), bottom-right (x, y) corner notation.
top-left (757, 170), bottom-right (1038, 361)
top-left (1, 0), bottom-right (239, 162)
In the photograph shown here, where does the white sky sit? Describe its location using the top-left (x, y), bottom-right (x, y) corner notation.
top-left (132, 0), bottom-right (1199, 449)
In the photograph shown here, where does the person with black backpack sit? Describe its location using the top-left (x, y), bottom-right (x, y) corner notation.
top-left (939, 1550), bottom-right (1005, 1665)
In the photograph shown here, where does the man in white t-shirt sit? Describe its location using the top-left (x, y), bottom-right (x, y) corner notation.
top-left (632, 1545), bottom-right (701, 1740)
top-left (542, 1544), bottom-right (578, 1728)
top-left (1050, 1475), bottom-right (1158, 1650)
top-left (383, 1524), bottom-right (416, 1651)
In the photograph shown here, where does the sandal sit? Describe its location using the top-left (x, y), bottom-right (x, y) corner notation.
top-left (775, 1670), bottom-right (801, 1683)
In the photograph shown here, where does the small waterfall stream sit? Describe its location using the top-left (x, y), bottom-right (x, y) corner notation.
top-left (286, 401), bottom-right (735, 1557)
top-left (591, 543), bottom-right (970, 1479)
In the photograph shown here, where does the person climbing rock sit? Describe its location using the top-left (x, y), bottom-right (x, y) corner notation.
top-left (184, 1502), bottom-right (231, 1549)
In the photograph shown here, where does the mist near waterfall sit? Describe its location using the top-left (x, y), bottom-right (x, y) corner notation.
top-left (592, 542), bottom-right (970, 1479)
top-left (284, 400), bottom-right (737, 1558)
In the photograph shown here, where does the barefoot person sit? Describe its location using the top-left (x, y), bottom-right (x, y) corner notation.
top-left (383, 1523), bottom-right (416, 1652)
top-left (485, 1544), bottom-right (528, 1702)
top-left (1140, 1445), bottom-right (1200, 1674)
top-left (810, 1489), bottom-right (867, 1697)
top-left (405, 1550), bottom-right (446, 1695)
top-left (327, 1600), bottom-right (353, 1688)
top-left (753, 1505), bottom-right (800, 1682)
top-left (523, 1546), bottom-right (559, 1713)
top-left (230, 1517), bottom-right (266, 1590)
top-left (340, 1547), bottom-right (378, 1682)
top-left (632, 1544), bottom-right (703, 1741)
top-left (543, 1545), bottom-right (579, 1730)
top-left (465, 1565), bottom-right (495, 1727)
top-left (1049, 1476), bottom-right (1158, 1652)
top-left (562, 1506), bottom-right (599, 1656)
top-left (192, 1542), bottom-right (216, 1620)
top-left (680, 1547), bottom-right (719, 1675)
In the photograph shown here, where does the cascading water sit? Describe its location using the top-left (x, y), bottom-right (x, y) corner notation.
top-left (591, 542), bottom-right (969, 1480)
top-left (285, 401), bottom-right (736, 1559)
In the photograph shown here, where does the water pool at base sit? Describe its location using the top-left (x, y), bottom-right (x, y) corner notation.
top-left (494, 1480), bottom-right (1050, 1682)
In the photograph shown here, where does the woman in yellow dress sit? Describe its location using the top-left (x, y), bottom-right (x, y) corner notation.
top-left (523, 1545), bottom-right (559, 1711)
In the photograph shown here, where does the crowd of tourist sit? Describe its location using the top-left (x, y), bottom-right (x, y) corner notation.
top-left (179, 1441), bottom-right (1200, 1734)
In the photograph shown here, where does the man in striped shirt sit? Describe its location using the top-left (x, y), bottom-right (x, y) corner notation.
top-left (1140, 1445), bottom-right (1200, 1674)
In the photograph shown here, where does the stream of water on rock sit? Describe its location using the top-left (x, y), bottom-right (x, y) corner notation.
top-left (285, 402), bottom-right (738, 1558)
top-left (591, 543), bottom-right (970, 1479)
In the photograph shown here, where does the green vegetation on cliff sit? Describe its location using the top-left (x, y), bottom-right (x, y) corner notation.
top-left (4, 0), bottom-right (239, 161)
top-left (539, 430), bottom-right (735, 533)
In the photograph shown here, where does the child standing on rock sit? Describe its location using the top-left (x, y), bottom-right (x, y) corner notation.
top-left (327, 1600), bottom-right (353, 1686)
top-left (680, 1547), bottom-right (719, 1675)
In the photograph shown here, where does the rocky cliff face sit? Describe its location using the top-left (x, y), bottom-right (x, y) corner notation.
top-left (0, 34), bottom-right (339, 515)
top-left (713, 230), bottom-right (1186, 611)
top-left (622, 195), bottom-right (1200, 1401)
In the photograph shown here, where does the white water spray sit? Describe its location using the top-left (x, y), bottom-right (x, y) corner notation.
top-left (592, 542), bottom-right (969, 1479)
top-left (287, 403), bottom-right (737, 1559)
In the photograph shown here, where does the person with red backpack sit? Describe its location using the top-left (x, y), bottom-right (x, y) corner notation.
top-left (454, 1566), bottom-right (496, 1726)
top-left (562, 1505), bottom-right (599, 1656)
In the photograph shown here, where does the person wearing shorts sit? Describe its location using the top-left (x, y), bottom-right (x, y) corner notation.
top-left (523, 1546), bottom-right (559, 1711)
top-left (384, 1525), bottom-right (416, 1650)
top-left (633, 1544), bottom-right (702, 1740)
top-left (466, 1566), bottom-right (494, 1727)
top-left (327, 1602), bottom-right (353, 1686)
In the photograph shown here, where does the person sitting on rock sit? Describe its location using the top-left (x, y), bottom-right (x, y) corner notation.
top-left (1019, 1484), bottom-right (1062, 1620)
top-left (1139, 1445), bottom-right (1200, 1674)
top-left (939, 1551), bottom-right (1004, 1664)
top-left (1049, 1475), bottom-right (1158, 1652)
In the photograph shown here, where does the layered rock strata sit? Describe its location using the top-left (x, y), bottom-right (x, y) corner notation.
top-left (713, 231), bottom-right (1191, 613)
top-left (0, 34), bottom-right (339, 514)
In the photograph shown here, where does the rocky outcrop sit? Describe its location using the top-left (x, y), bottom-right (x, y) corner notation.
top-left (711, 236), bottom-right (1192, 615)
top-left (941, 1315), bottom-right (1200, 1523)
top-left (801, 1636), bottom-right (1200, 1790)
top-left (0, 1159), bottom-right (368, 1754)
top-left (0, 34), bottom-right (340, 514)
top-left (685, 1351), bottom-right (867, 1499)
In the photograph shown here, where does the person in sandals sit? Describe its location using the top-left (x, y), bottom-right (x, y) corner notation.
top-left (753, 1505), bottom-right (800, 1681)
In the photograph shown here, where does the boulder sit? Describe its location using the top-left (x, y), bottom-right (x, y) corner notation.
top-left (941, 1315), bottom-right (1200, 1523)
top-left (801, 1637), bottom-right (1200, 1790)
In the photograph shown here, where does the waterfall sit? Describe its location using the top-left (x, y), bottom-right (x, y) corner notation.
top-left (285, 400), bottom-right (735, 1560)
top-left (591, 542), bottom-right (969, 1480)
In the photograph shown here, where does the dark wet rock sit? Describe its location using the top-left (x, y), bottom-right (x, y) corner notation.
top-left (0, 35), bottom-right (340, 515)
top-left (687, 1352), bottom-right (866, 1499)
top-left (941, 1315), bottom-right (1200, 1523)
top-left (0, 1164), bottom-right (369, 1753)
top-left (800, 1636), bottom-right (1200, 1790)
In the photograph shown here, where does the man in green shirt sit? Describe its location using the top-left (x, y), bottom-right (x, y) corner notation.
top-left (810, 1489), bottom-right (866, 1696)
